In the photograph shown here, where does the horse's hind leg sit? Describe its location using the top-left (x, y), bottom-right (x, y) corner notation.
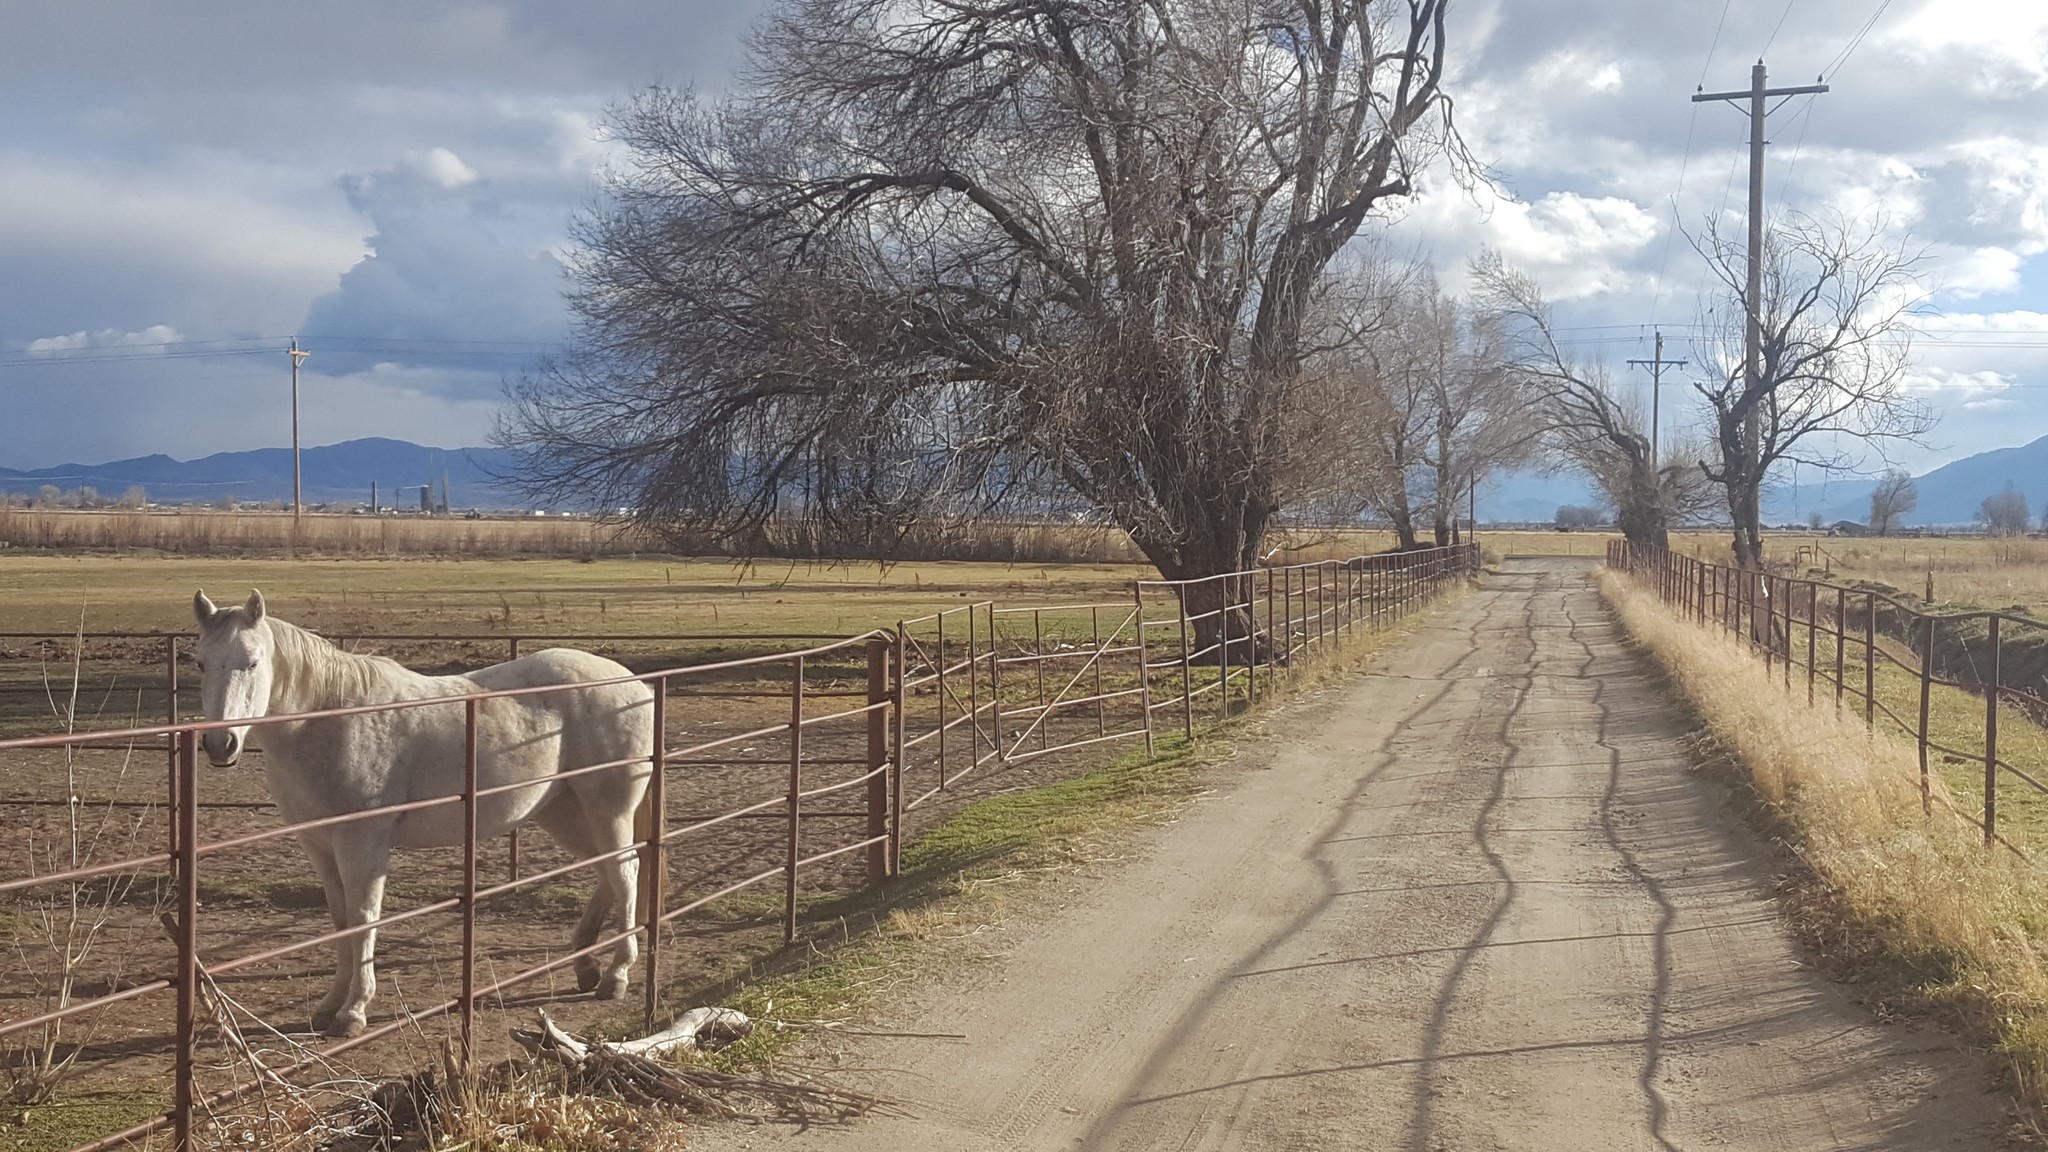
top-left (529, 794), bottom-right (611, 994)
top-left (327, 825), bottom-right (394, 1038)
top-left (588, 808), bottom-right (641, 1001)
top-left (295, 834), bottom-right (352, 1033)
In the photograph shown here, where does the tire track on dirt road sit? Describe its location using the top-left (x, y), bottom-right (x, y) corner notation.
top-left (688, 560), bottom-right (2007, 1152)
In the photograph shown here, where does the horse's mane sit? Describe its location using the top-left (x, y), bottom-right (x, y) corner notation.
top-left (263, 616), bottom-right (464, 709)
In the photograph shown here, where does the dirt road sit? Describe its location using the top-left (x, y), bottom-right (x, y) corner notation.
top-left (698, 560), bottom-right (2007, 1150)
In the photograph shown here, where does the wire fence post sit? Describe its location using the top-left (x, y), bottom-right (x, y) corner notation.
top-left (460, 697), bottom-right (479, 1067)
top-left (1864, 591), bottom-right (1876, 730)
top-left (1134, 584), bottom-right (1155, 757)
top-left (173, 728), bottom-right (198, 1152)
top-left (865, 638), bottom-right (890, 886)
top-left (644, 674), bottom-right (667, 1031)
top-left (1986, 614), bottom-right (2001, 848)
top-left (785, 656), bottom-right (804, 945)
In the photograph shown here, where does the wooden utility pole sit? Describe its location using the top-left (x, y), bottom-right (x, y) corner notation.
top-left (288, 339), bottom-right (311, 524)
top-left (1626, 329), bottom-right (1687, 472)
top-left (1693, 61), bottom-right (1827, 558)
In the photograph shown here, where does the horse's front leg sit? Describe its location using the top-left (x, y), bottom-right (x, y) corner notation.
top-left (326, 824), bottom-right (395, 1038)
top-left (295, 833), bottom-right (352, 1034)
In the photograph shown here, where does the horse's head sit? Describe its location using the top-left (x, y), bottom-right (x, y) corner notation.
top-left (191, 589), bottom-right (274, 767)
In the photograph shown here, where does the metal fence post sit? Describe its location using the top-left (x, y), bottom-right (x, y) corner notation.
top-left (1134, 584), bottom-right (1155, 757)
top-left (461, 697), bottom-right (479, 1066)
top-left (1806, 582), bottom-right (1817, 704)
top-left (865, 638), bottom-right (890, 885)
top-left (1032, 610), bottom-right (1049, 752)
top-left (1863, 592), bottom-right (1877, 729)
top-left (1843, 582), bottom-right (1859, 709)
top-left (165, 636), bottom-right (180, 861)
top-left (1986, 615), bottom-right (2001, 848)
top-left (1919, 616), bottom-right (1934, 817)
top-left (644, 674), bottom-right (667, 1030)
top-left (785, 656), bottom-right (803, 945)
top-left (1094, 606), bottom-right (1110, 729)
top-left (506, 640), bottom-right (520, 883)
top-left (1177, 585), bottom-right (1195, 740)
top-left (987, 603), bottom-right (1004, 759)
top-left (966, 607), bottom-right (980, 770)
top-left (173, 728), bottom-right (198, 1152)
top-left (1218, 578), bottom-right (1231, 722)
top-left (891, 629), bottom-right (906, 876)
top-left (936, 611), bottom-right (948, 790)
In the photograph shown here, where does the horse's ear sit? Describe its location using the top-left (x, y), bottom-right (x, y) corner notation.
top-left (244, 589), bottom-right (266, 624)
top-left (193, 591), bottom-right (216, 625)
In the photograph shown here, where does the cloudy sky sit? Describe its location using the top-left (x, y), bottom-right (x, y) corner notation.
top-left (3, 0), bottom-right (2045, 487)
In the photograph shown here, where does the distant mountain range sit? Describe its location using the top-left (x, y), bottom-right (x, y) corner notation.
top-left (1766, 435), bottom-right (2048, 527)
top-left (0, 438), bottom-right (525, 509)
top-left (7, 433), bottom-right (2044, 526)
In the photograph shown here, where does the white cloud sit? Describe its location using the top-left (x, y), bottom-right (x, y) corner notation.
top-left (1903, 365), bottom-right (2017, 394)
top-left (410, 146), bottom-right (479, 188)
top-left (1890, 0), bottom-right (2048, 89)
top-left (25, 324), bottom-right (182, 353)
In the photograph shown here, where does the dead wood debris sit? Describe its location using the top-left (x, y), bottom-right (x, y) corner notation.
top-left (508, 1007), bottom-right (891, 1123)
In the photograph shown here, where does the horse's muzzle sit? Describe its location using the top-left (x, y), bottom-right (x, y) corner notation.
top-left (202, 730), bottom-right (240, 767)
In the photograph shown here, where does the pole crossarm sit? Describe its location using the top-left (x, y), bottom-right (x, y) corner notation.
top-left (1693, 82), bottom-right (1828, 103)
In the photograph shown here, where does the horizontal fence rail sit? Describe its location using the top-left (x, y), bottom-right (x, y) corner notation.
top-left (1608, 540), bottom-right (2048, 858)
top-left (1, 544), bottom-right (1476, 1151)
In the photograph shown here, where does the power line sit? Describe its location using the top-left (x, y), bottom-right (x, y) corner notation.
top-left (1762, 0), bottom-right (1801, 58)
top-left (1820, 0), bottom-right (1894, 80)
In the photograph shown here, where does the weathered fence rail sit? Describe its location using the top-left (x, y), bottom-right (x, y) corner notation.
top-left (1, 544), bottom-right (1475, 1151)
top-left (1608, 540), bottom-right (2048, 857)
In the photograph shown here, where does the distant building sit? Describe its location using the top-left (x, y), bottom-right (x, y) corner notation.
top-left (1827, 520), bottom-right (1868, 537)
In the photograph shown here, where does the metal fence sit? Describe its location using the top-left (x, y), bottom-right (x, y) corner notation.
top-left (1608, 540), bottom-right (2048, 856)
top-left (1, 543), bottom-right (1475, 1151)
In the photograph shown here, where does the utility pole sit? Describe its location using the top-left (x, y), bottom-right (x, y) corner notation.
top-left (1626, 329), bottom-right (1687, 472)
top-left (1694, 62), bottom-right (1826, 563)
top-left (288, 339), bottom-right (311, 524)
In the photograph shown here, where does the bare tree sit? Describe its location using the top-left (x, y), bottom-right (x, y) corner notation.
top-left (501, 0), bottom-right (1465, 627)
top-left (1867, 468), bottom-right (1916, 536)
top-left (1690, 213), bottom-right (1933, 567)
top-left (1980, 486), bottom-right (2029, 535)
top-left (1473, 252), bottom-right (1708, 550)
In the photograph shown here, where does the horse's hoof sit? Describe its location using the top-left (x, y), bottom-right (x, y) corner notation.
top-left (324, 1014), bottom-right (366, 1039)
top-left (575, 966), bottom-right (602, 994)
top-left (311, 1007), bottom-right (336, 1033)
top-left (594, 970), bottom-right (629, 1001)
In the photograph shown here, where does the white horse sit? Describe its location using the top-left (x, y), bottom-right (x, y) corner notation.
top-left (191, 590), bottom-right (654, 1038)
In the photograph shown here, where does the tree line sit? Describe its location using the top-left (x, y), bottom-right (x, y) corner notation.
top-left (500, 0), bottom-right (1934, 588)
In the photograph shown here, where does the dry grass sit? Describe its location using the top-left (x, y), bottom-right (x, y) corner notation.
top-left (0, 507), bottom-right (1440, 566)
top-left (1602, 571), bottom-right (2048, 1130)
